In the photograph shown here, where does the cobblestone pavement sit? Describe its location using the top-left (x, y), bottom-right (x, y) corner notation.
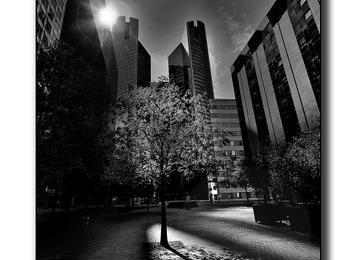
top-left (37, 206), bottom-right (320, 260)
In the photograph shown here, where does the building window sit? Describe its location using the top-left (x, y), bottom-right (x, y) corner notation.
top-left (300, 0), bottom-right (307, 7)
top-left (125, 23), bottom-right (130, 39)
top-left (56, 8), bottom-right (62, 19)
top-left (231, 150), bottom-right (236, 156)
top-left (277, 59), bottom-right (283, 67)
top-left (304, 10), bottom-right (312, 20)
top-left (38, 8), bottom-right (46, 24)
top-left (48, 10), bottom-right (54, 21)
top-left (52, 1), bottom-right (58, 9)
top-left (298, 37), bottom-right (307, 46)
top-left (45, 22), bottom-right (52, 35)
top-left (42, 36), bottom-right (48, 46)
top-left (42, 0), bottom-right (49, 9)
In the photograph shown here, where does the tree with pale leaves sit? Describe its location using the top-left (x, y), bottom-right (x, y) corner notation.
top-left (109, 79), bottom-right (220, 245)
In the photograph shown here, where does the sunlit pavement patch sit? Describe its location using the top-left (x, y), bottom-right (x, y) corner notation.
top-left (146, 223), bottom-right (223, 253)
top-left (143, 241), bottom-right (258, 260)
top-left (145, 224), bottom-right (257, 259)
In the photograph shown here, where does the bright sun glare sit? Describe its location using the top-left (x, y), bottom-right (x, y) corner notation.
top-left (98, 7), bottom-right (117, 28)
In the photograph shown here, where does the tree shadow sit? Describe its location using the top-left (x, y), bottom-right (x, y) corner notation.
top-left (161, 210), bottom-right (320, 260)
top-left (191, 208), bottom-right (319, 245)
top-left (143, 241), bottom-right (194, 260)
top-left (163, 244), bottom-right (193, 260)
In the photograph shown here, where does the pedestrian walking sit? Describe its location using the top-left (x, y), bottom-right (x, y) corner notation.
top-left (185, 193), bottom-right (191, 210)
top-left (81, 215), bottom-right (90, 226)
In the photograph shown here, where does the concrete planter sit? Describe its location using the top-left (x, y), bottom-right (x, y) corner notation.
top-left (252, 204), bottom-right (288, 224)
top-left (287, 204), bottom-right (321, 236)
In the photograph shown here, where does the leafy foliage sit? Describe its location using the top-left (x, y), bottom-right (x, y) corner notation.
top-left (103, 79), bottom-right (220, 244)
top-left (108, 81), bottom-right (218, 184)
top-left (254, 124), bottom-right (321, 203)
top-left (36, 42), bottom-right (106, 205)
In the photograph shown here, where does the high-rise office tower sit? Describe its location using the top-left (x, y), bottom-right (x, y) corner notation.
top-left (168, 43), bottom-right (191, 93)
top-left (187, 21), bottom-right (214, 99)
top-left (138, 41), bottom-right (151, 89)
top-left (101, 28), bottom-right (119, 103)
top-left (230, 0), bottom-right (320, 158)
top-left (36, 0), bottom-right (68, 45)
top-left (60, 0), bottom-right (107, 129)
top-left (109, 16), bottom-right (151, 98)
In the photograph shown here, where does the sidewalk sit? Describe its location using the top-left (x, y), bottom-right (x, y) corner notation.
top-left (37, 205), bottom-right (320, 260)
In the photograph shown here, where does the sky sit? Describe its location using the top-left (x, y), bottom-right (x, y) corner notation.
top-left (104, 0), bottom-right (275, 99)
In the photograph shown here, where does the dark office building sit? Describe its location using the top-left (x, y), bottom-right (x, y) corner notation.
top-left (36, 0), bottom-right (67, 45)
top-left (36, 0), bottom-right (108, 207)
top-left (187, 21), bottom-right (214, 99)
top-left (230, 0), bottom-right (320, 157)
top-left (101, 28), bottom-right (119, 103)
top-left (138, 41), bottom-right (151, 88)
top-left (168, 43), bottom-right (191, 93)
top-left (60, 0), bottom-right (107, 129)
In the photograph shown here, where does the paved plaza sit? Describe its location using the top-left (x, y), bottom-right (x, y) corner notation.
top-left (37, 205), bottom-right (320, 260)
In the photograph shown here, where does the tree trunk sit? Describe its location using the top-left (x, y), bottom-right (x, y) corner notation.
top-left (245, 186), bottom-right (250, 205)
top-left (160, 173), bottom-right (168, 246)
top-left (146, 194), bottom-right (150, 213)
top-left (51, 190), bottom-right (58, 220)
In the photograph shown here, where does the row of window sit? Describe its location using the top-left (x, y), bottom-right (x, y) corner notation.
top-left (210, 113), bottom-right (238, 119)
top-left (211, 104), bottom-right (237, 110)
top-left (215, 122), bottom-right (240, 128)
top-left (215, 150), bottom-right (244, 157)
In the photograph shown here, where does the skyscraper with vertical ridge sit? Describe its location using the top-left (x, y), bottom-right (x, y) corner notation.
top-left (187, 21), bottom-right (214, 99)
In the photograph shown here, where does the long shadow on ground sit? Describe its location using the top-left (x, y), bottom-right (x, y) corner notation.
top-left (160, 208), bottom-right (320, 260)
top-left (37, 207), bottom-right (161, 260)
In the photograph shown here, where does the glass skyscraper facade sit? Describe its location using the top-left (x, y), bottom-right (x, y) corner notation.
top-left (187, 21), bottom-right (214, 99)
top-left (36, 0), bottom-right (67, 46)
top-left (168, 43), bottom-right (191, 94)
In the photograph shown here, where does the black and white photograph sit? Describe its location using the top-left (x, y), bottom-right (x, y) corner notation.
top-left (35, 0), bottom-right (322, 259)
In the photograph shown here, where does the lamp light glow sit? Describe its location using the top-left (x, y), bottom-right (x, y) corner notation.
top-left (98, 7), bottom-right (117, 28)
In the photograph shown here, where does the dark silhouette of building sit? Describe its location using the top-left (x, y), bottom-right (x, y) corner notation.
top-left (230, 0), bottom-right (320, 158)
top-left (36, 0), bottom-right (68, 45)
top-left (168, 43), bottom-right (191, 93)
top-left (61, 0), bottom-right (105, 69)
top-left (101, 28), bottom-right (119, 104)
top-left (37, 0), bottom-right (108, 207)
top-left (187, 21), bottom-right (214, 99)
top-left (60, 0), bottom-right (109, 143)
top-left (138, 41), bottom-right (151, 88)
